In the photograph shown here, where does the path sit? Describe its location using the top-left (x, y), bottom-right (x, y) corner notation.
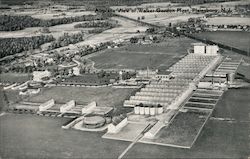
top-left (118, 123), bottom-right (153, 159)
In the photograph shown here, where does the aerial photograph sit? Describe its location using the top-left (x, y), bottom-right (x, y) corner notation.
top-left (0, 0), bottom-right (249, 158)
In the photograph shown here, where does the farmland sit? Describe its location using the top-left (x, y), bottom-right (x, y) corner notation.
top-left (193, 31), bottom-right (250, 52)
top-left (90, 37), bottom-right (196, 70)
top-left (116, 12), bottom-right (204, 26)
top-left (25, 86), bottom-right (136, 107)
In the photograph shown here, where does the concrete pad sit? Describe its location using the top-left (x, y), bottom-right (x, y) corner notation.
top-left (102, 122), bottom-right (148, 142)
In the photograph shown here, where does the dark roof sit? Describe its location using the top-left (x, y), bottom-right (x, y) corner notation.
top-left (157, 70), bottom-right (172, 75)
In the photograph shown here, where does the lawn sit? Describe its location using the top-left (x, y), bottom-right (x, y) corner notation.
top-left (63, 73), bottom-right (118, 85)
top-left (90, 37), bottom-right (196, 70)
top-left (141, 109), bottom-right (211, 148)
top-left (193, 31), bottom-right (250, 53)
top-left (25, 86), bottom-right (136, 107)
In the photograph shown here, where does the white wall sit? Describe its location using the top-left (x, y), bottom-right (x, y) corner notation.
top-left (39, 99), bottom-right (55, 111)
top-left (60, 100), bottom-right (75, 113)
top-left (194, 45), bottom-right (206, 54)
top-left (107, 118), bottom-right (128, 134)
top-left (82, 101), bottom-right (96, 114)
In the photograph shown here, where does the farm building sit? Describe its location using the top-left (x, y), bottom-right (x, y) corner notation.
top-left (193, 43), bottom-right (219, 55)
top-left (33, 70), bottom-right (52, 82)
top-left (107, 114), bottom-right (128, 133)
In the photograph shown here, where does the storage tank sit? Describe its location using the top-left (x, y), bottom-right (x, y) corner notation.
top-left (206, 45), bottom-right (212, 54)
top-left (134, 106), bottom-right (140, 114)
top-left (139, 106), bottom-right (145, 115)
top-left (157, 105), bottom-right (164, 114)
top-left (144, 106), bottom-right (150, 115)
top-left (228, 73), bottom-right (235, 83)
top-left (149, 106), bottom-right (156, 116)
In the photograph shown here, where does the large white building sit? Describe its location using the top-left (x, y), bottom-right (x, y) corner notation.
top-left (193, 43), bottom-right (219, 55)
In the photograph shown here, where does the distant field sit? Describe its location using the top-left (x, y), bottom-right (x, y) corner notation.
top-left (116, 12), bottom-right (204, 26)
top-left (0, 73), bottom-right (31, 83)
top-left (25, 86), bottom-right (136, 107)
top-left (206, 17), bottom-right (250, 25)
top-left (193, 31), bottom-right (250, 52)
top-left (0, 22), bottom-right (93, 39)
top-left (90, 37), bottom-right (196, 70)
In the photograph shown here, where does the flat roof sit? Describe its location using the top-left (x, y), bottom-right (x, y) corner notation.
top-left (192, 42), bottom-right (207, 46)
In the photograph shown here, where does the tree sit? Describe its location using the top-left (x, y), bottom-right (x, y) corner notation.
top-left (130, 37), bottom-right (139, 43)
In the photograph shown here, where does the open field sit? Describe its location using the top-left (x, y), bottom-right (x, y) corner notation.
top-left (0, 22), bottom-right (93, 39)
top-left (0, 114), bottom-right (129, 159)
top-left (194, 31), bottom-right (250, 52)
top-left (206, 17), bottom-right (250, 25)
top-left (71, 17), bottom-right (148, 47)
top-left (0, 73), bottom-right (31, 83)
top-left (212, 88), bottom-right (250, 121)
top-left (31, 11), bottom-right (96, 20)
top-left (90, 37), bottom-right (196, 70)
top-left (0, 9), bottom-right (96, 20)
top-left (116, 12), bottom-right (204, 26)
top-left (25, 86), bottom-right (136, 107)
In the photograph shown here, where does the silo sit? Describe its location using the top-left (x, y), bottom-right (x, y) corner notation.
top-left (139, 106), bottom-right (145, 115)
top-left (229, 73), bottom-right (235, 83)
top-left (149, 106), bottom-right (156, 116)
top-left (134, 106), bottom-right (140, 115)
top-left (144, 106), bottom-right (150, 115)
top-left (157, 105), bottom-right (164, 114)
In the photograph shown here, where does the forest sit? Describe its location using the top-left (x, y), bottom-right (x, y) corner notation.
top-left (0, 35), bottom-right (54, 58)
top-left (0, 14), bottom-right (107, 31)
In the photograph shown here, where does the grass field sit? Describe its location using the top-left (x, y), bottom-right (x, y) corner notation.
top-left (0, 73), bottom-right (31, 83)
top-left (90, 37), bottom-right (196, 70)
top-left (25, 86), bottom-right (136, 107)
top-left (63, 73), bottom-right (118, 85)
top-left (142, 109), bottom-right (211, 148)
top-left (194, 31), bottom-right (250, 53)
top-left (0, 114), bottom-right (129, 159)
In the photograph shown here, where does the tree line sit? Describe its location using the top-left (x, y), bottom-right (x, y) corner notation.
top-left (74, 20), bottom-right (117, 28)
top-left (0, 35), bottom-right (54, 58)
top-left (47, 32), bottom-right (85, 50)
top-left (0, 14), bottom-right (108, 31)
